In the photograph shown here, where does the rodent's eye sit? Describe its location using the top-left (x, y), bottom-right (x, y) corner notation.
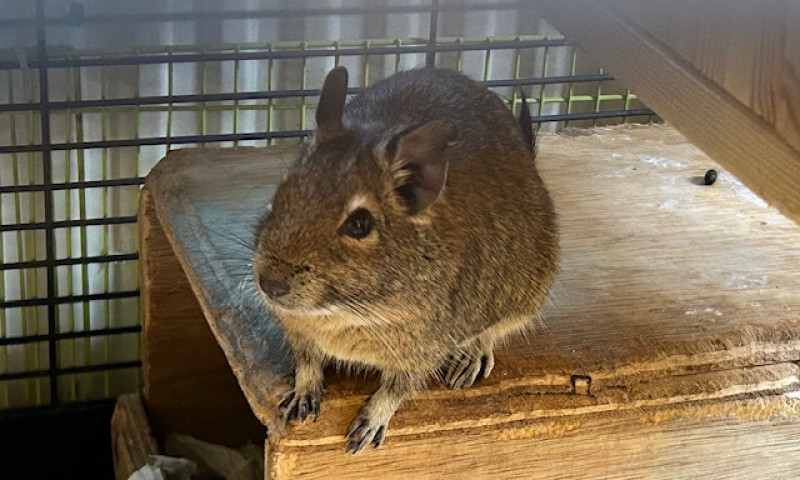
top-left (338, 208), bottom-right (374, 239)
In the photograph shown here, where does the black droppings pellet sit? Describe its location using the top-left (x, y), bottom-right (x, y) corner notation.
top-left (704, 169), bottom-right (717, 185)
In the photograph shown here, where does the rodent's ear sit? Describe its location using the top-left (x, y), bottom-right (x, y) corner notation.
top-left (316, 66), bottom-right (349, 143)
top-left (390, 119), bottom-right (457, 215)
top-left (518, 89), bottom-right (536, 155)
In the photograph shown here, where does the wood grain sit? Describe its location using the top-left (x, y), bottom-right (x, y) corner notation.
top-left (143, 126), bottom-right (800, 477)
top-left (272, 393), bottom-right (800, 479)
top-left (140, 187), bottom-right (265, 447)
top-left (111, 393), bottom-right (159, 480)
top-left (610, 0), bottom-right (800, 153)
top-left (533, 0), bottom-right (800, 224)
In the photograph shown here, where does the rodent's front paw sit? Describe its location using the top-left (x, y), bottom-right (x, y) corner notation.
top-left (278, 386), bottom-right (323, 422)
top-left (344, 409), bottom-right (388, 454)
top-left (444, 349), bottom-right (495, 389)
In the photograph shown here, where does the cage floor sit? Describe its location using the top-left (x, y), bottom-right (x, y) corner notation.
top-left (141, 124), bottom-right (800, 478)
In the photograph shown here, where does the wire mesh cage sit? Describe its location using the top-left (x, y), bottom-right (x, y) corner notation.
top-left (0, 0), bottom-right (656, 412)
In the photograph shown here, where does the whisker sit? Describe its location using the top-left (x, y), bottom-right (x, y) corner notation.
top-left (204, 224), bottom-right (258, 252)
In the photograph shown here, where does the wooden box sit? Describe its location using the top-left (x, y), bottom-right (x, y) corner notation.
top-left (127, 125), bottom-right (800, 479)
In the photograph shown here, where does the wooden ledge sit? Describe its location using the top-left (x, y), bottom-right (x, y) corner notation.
top-left (141, 124), bottom-right (800, 476)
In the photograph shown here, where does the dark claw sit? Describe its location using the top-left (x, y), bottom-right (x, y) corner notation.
top-left (344, 434), bottom-right (361, 455)
top-left (297, 397), bottom-right (308, 420)
top-left (371, 426), bottom-right (385, 449)
top-left (354, 436), bottom-right (370, 453)
top-left (345, 414), bottom-right (387, 454)
top-left (475, 355), bottom-right (488, 382)
top-left (279, 388), bottom-right (322, 422)
top-left (347, 430), bottom-right (371, 454)
top-left (345, 420), bottom-right (363, 439)
top-left (278, 391), bottom-right (295, 410)
top-left (451, 360), bottom-right (471, 384)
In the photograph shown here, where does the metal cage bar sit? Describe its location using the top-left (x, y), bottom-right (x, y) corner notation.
top-left (0, 0), bottom-right (657, 411)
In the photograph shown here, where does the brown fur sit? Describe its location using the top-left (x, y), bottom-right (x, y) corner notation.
top-left (254, 67), bottom-right (558, 453)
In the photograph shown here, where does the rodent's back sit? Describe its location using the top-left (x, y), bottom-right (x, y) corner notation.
top-left (342, 68), bottom-right (524, 154)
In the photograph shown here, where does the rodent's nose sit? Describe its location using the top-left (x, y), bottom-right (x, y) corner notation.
top-left (258, 273), bottom-right (291, 298)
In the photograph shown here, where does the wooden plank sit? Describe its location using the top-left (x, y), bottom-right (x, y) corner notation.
top-left (144, 146), bottom-right (297, 428)
top-left (271, 390), bottom-right (800, 479)
top-left (139, 187), bottom-right (265, 447)
top-left (533, 0), bottom-right (800, 224)
top-left (110, 393), bottom-right (159, 480)
top-left (277, 362), bottom-right (800, 445)
top-left (143, 125), bottom-right (800, 439)
top-left (607, 0), bottom-right (800, 154)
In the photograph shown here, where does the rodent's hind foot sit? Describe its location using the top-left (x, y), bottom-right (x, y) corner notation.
top-left (344, 408), bottom-right (388, 454)
top-left (279, 385), bottom-right (323, 422)
top-left (444, 345), bottom-right (495, 389)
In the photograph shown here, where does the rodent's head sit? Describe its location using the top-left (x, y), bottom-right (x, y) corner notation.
top-left (254, 66), bottom-right (457, 320)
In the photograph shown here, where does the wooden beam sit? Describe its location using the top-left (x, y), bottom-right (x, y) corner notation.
top-left (143, 147), bottom-right (297, 428)
top-left (271, 393), bottom-right (800, 479)
top-left (110, 394), bottom-right (159, 480)
top-left (533, 0), bottom-right (800, 224)
top-left (139, 187), bottom-right (265, 447)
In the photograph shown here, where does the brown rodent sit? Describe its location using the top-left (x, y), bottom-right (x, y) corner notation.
top-left (253, 66), bottom-right (558, 453)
